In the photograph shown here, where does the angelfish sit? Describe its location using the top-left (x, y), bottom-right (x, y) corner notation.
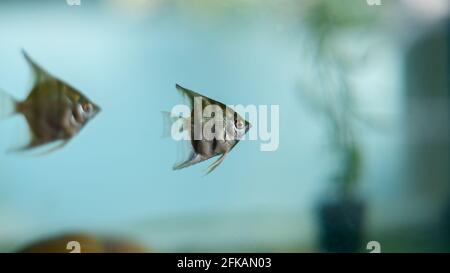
top-left (164, 84), bottom-right (251, 174)
top-left (0, 50), bottom-right (101, 153)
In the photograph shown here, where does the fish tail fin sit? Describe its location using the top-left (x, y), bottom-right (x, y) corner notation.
top-left (161, 111), bottom-right (190, 138)
top-left (0, 89), bottom-right (19, 120)
top-left (161, 111), bottom-right (178, 138)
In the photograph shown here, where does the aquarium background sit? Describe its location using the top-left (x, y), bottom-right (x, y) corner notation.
top-left (0, 0), bottom-right (449, 252)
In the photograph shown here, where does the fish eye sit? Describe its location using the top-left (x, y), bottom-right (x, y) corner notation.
top-left (82, 103), bottom-right (92, 113)
top-left (235, 120), bottom-right (244, 130)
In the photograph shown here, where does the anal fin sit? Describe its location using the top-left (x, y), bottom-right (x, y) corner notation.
top-left (8, 135), bottom-right (69, 155)
top-left (173, 153), bottom-right (204, 171)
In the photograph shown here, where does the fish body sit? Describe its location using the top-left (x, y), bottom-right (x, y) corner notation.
top-left (0, 50), bottom-right (100, 152)
top-left (168, 84), bottom-right (251, 174)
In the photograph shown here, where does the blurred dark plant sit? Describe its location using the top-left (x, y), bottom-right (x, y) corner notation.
top-left (298, 0), bottom-right (383, 194)
top-left (297, 0), bottom-right (388, 252)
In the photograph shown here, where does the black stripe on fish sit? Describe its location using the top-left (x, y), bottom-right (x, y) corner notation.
top-left (212, 138), bottom-right (218, 152)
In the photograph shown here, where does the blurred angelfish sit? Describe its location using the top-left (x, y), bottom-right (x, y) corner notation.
top-left (163, 84), bottom-right (251, 174)
top-left (0, 50), bottom-right (101, 153)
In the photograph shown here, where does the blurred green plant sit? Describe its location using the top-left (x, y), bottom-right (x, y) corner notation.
top-left (298, 0), bottom-right (382, 195)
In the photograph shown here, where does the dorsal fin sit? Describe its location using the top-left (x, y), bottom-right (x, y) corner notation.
top-left (22, 49), bottom-right (52, 84)
top-left (175, 84), bottom-right (226, 109)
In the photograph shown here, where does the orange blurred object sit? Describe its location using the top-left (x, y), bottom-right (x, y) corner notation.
top-left (18, 233), bottom-right (148, 253)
